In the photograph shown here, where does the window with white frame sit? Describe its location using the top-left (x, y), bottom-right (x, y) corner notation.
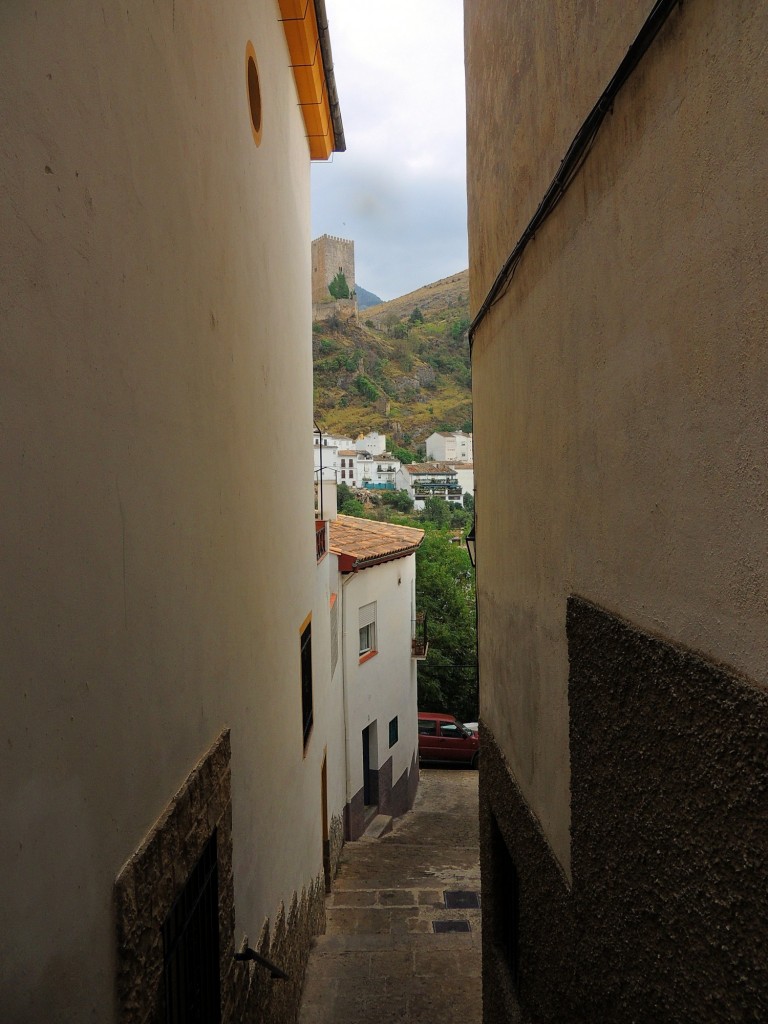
top-left (358, 602), bottom-right (376, 656)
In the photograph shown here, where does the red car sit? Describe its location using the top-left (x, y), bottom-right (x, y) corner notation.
top-left (418, 712), bottom-right (479, 768)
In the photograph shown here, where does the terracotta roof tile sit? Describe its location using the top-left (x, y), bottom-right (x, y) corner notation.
top-left (403, 463), bottom-right (457, 475)
top-left (329, 515), bottom-right (424, 568)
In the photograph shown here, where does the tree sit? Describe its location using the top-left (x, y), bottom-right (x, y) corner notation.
top-left (355, 374), bottom-right (379, 401)
top-left (462, 491), bottom-right (474, 514)
top-left (381, 489), bottom-right (414, 513)
top-left (336, 482), bottom-right (365, 516)
top-left (449, 316), bottom-right (470, 340)
top-left (415, 528), bottom-right (477, 721)
top-left (389, 442), bottom-right (421, 464)
top-left (408, 306), bottom-right (424, 325)
top-left (422, 496), bottom-right (451, 528)
top-left (328, 268), bottom-right (350, 300)
top-left (449, 504), bottom-right (471, 530)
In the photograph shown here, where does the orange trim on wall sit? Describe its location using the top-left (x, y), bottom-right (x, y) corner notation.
top-left (358, 650), bottom-right (378, 666)
top-left (278, 0), bottom-right (335, 159)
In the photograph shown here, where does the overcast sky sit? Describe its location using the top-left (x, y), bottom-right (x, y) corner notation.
top-left (311, 0), bottom-right (467, 302)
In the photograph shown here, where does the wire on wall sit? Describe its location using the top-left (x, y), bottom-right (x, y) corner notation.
top-left (468, 0), bottom-right (682, 353)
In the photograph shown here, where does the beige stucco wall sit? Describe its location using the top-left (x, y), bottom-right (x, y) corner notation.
top-left (466, 0), bottom-right (768, 876)
top-left (0, 1), bottom-right (330, 1018)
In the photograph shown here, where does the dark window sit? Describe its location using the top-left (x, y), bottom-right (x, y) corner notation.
top-left (440, 722), bottom-right (463, 737)
top-left (301, 620), bottom-right (313, 747)
top-left (389, 716), bottom-right (398, 748)
top-left (490, 816), bottom-right (520, 992)
top-left (162, 830), bottom-right (221, 1024)
top-left (418, 719), bottom-right (437, 735)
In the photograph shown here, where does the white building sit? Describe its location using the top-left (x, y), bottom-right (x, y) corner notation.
top-left (1, 2), bottom-right (347, 1021)
top-left (397, 463), bottom-right (463, 510)
top-left (355, 430), bottom-right (387, 456)
top-left (426, 430), bottom-right (474, 463)
top-left (338, 449), bottom-right (358, 485)
top-left (327, 514), bottom-right (425, 838)
top-left (356, 453), bottom-right (402, 491)
top-left (448, 463), bottom-right (475, 502)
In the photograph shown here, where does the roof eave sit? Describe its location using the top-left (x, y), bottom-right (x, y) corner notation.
top-left (333, 544), bottom-right (422, 574)
top-left (314, 0), bottom-right (346, 153)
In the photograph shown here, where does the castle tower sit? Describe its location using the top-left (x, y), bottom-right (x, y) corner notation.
top-left (312, 234), bottom-right (356, 303)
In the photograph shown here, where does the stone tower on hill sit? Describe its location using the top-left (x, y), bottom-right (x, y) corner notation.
top-left (312, 234), bottom-right (355, 303)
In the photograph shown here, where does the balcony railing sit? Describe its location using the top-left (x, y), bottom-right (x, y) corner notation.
top-left (414, 484), bottom-right (462, 497)
top-left (315, 520), bottom-right (327, 561)
top-left (411, 611), bottom-right (429, 659)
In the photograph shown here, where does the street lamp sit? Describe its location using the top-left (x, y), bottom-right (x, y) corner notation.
top-left (465, 520), bottom-right (476, 568)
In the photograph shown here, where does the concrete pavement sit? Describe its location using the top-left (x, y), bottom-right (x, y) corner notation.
top-left (299, 767), bottom-right (482, 1024)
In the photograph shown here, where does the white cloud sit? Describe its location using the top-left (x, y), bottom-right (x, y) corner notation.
top-left (312, 0), bottom-right (467, 300)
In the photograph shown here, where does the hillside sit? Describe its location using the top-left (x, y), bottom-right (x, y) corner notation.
top-left (312, 270), bottom-right (472, 447)
top-left (364, 269), bottom-right (469, 322)
top-left (356, 284), bottom-right (383, 310)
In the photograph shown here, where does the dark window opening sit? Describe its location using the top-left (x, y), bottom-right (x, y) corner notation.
top-left (491, 816), bottom-right (520, 992)
top-left (162, 830), bottom-right (221, 1024)
top-left (301, 620), bottom-right (313, 747)
top-left (389, 716), bottom-right (398, 748)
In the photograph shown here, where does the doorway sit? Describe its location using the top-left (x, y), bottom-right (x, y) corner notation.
top-left (362, 722), bottom-right (377, 808)
top-left (321, 752), bottom-right (331, 892)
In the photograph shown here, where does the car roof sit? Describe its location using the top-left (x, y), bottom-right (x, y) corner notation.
top-left (417, 711), bottom-right (456, 722)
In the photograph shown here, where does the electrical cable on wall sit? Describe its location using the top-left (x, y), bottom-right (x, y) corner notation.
top-left (468, 0), bottom-right (682, 353)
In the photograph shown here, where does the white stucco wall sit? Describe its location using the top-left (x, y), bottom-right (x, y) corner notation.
top-left (340, 557), bottom-right (419, 802)
top-left (355, 431), bottom-right (387, 456)
top-left (0, 1), bottom-right (333, 1018)
top-left (451, 466), bottom-right (475, 499)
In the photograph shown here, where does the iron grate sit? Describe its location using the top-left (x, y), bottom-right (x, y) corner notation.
top-left (432, 920), bottom-right (471, 933)
top-left (443, 890), bottom-right (481, 909)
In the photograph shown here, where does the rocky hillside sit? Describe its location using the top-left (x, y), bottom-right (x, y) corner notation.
top-left (312, 270), bottom-right (472, 448)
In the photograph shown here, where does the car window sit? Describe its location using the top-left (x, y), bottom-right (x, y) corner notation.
top-left (440, 723), bottom-right (463, 738)
top-left (418, 720), bottom-right (437, 735)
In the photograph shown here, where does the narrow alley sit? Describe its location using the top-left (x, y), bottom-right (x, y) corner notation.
top-left (299, 768), bottom-right (482, 1024)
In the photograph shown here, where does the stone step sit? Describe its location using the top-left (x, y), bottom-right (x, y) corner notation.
top-left (311, 930), bottom-right (477, 953)
top-left (360, 813), bottom-right (393, 840)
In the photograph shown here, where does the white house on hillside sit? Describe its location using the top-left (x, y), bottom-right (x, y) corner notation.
top-left (355, 431), bottom-right (386, 456)
top-left (448, 463), bottom-right (475, 501)
top-left (328, 514), bottom-right (425, 839)
top-left (426, 430), bottom-right (473, 463)
top-left (397, 463), bottom-right (463, 510)
top-left (357, 453), bottom-right (402, 491)
top-left (338, 449), bottom-right (358, 484)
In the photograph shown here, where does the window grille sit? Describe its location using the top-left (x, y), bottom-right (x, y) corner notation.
top-left (389, 716), bottom-right (399, 748)
top-left (301, 620), bottom-right (313, 746)
top-left (162, 830), bottom-right (221, 1024)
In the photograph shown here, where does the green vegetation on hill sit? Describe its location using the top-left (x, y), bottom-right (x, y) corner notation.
top-left (312, 270), bottom-right (472, 446)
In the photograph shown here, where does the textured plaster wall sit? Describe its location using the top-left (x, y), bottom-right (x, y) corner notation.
top-left (480, 601), bottom-right (768, 1023)
top-left (466, 0), bottom-right (768, 874)
top-left (0, 1), bottom-right (326, 1019)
